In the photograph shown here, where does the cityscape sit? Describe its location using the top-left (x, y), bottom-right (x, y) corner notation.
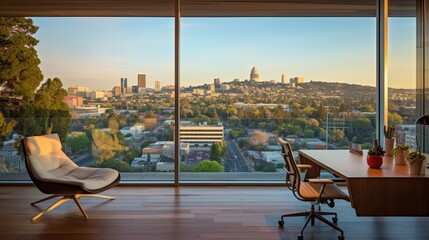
top-left (0, 65), bottom-right (417, 178)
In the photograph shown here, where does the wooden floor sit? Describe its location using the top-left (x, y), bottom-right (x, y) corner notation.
top-left (1, 186), bottom-right (429, 240)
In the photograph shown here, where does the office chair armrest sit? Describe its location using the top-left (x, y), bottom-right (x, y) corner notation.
top-left (297, 164), bottom-right (312, 169)
top-left (308, 179), bottom-right (334, 184)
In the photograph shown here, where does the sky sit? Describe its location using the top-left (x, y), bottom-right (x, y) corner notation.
top-left (32, 17), bottom-right (416, 91)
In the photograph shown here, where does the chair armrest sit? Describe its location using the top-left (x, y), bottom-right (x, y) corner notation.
top-left (297, 164), bottom-right (312, 169)
top-left (308, 179), bottom-right (334, 184)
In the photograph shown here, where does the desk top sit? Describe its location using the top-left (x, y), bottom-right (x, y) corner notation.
top-left (299, 149), bottom-right (429, 179)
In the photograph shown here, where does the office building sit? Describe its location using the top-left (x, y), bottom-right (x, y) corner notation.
top-left (179, 125), bottom-right (224, 143)
top-left (214, 78), bottom-right (221, 86)
top-left (155, 81), bottom-right (161, 92)
top-left (120, 78), bottom-right (127, 94)
top-left (64, 96), bottom-right (83, 108)
top-left (208, 84), bottom-right (215, 92)
top-left (67, 86), bottom-right (89, 98)
top-left (132, 85), bottom-right (139, 94)
top-left (281, 74), bottom-right (287, 84)
top-left (112, 86), bottom-right (121, 96)
top-left (293, 76), bottom-right (304, 84)
top-left (138, 74), bottom-right (146, 88)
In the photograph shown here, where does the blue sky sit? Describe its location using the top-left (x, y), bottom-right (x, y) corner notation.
top-left (33, 17), bottom-right (416, 91)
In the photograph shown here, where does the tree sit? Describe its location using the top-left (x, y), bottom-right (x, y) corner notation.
top-left (193, 160), bottom-right (224, 172)
top-left (0, 17), bottom-right (43, 111)
top-left (210, 141), bottom-right (226, 163)
top-left (249, 130), bottom-right (269, 146)
top-left (388, 112), bottom-right (403, 126)
top-left (0, 112), bottom-right (16, 146)
top-left (32, 78), bottom-right (71, 141)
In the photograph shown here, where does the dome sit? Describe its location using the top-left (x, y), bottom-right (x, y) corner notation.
top-left (251, 66), bottom-right (258, 75)
top-left (250, 66), bottom-right (259, 81)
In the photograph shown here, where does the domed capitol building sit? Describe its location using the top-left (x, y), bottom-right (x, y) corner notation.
top-left (250, 66), bottom-right (259, 81)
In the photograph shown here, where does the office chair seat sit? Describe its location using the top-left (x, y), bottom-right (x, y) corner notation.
top-left (299, 182), bottom-right (349, 201)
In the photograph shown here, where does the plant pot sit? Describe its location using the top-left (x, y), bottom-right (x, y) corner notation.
top-left (409, 159), bottom-right (425, 175)
top-left (394, 149), bottom-right (408, 165)
top-left (367, 155), bottom-right (383, 168)
top-left (384, 138), bottom-right (394, 157)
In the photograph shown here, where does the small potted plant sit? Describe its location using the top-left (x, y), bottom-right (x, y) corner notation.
top-left (407, 151), bottom-right (426, 175)
top-left (384, 125), bottom-right (395, 156)
top-left (367, 139), bottom-right (385, 168)
top-left (391, 144), bottom-right (410, 165)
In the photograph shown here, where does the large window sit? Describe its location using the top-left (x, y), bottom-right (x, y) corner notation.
top-left (0, 17), bottom-right (176, 182)
top-left (180, 17), bottom-right (377, 182)
top-left (0, 0), bottom-right (426, 184)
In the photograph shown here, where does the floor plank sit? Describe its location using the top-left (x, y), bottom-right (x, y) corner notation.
top-left (0, 186), bottom-right (428, 240)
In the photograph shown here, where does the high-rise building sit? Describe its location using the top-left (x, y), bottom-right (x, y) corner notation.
top-left (250, 66), bottom-right (259, 81)
top-left (120, 78), bottom-right (128, 94)
top-left (209, 84), bottom-right (215, 92)
top-left (289, 78), bottom-right (295, 87)
top-left (281, 74), bottom-right (287, 84)
top-left (113, 86), bottom-right (121, 96)
top-left (155, 81), bottom-right (161, 92)
top-left (138, 74), bottom-right (146, 88)
top-left (67, 86), bottom-right (90, 98)
top-left (214, 78), bottom-right (221, 86)
top-left (132, 85), bottom-right (139, 94)
top-left (293, 76), bottom-right (304, 84)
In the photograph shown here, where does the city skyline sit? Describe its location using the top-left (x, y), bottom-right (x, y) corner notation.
top-left (33, 17), bottom-right (416, 91)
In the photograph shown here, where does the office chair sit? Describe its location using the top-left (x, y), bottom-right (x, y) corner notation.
top-left (22, 133), bottom-right (120, 222)
top-left (277, 138), bottom-right (349, 240)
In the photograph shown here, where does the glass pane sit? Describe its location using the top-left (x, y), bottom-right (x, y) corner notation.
top-left (0, 17), bottom-right (175, 182)
top-left (180, 17), bottom-right (376, 182)
top-left (388, 1), bottom-right (417, 155)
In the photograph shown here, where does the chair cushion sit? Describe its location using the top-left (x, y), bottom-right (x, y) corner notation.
top-left (50, 167), bottom-right (119, 191)
top-left (25, 134), bottom-right (63, 156)
top-left (299, 182), bottom-right (349, 201)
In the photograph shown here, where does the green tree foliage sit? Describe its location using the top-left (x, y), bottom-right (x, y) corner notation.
top-left (0, 112), bottom-right (16, 146)
top-left (388, 112), bottom-right (403, 126)
top-left (210, 141), bottom-right (226, 163)
top-left (65, 133), bottom-right (91, 155)
top-left (229, 128), bottom-right (246, 139)
top-left (122, 148), bottom-right (141, 165)
top-left (0, 17), bottom-right (43, 106)
top-left (193, 160), bottom-right (224, 172)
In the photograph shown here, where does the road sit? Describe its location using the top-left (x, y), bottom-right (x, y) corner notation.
top-left (224, 137), bottom-right (249, 172)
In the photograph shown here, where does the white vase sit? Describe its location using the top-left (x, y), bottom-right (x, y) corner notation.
top-left (409, 159), bottom-right (425, 175)
top-left (394, 149), bottom-right (406, 165)
top-left (384, 138), bottom-right (394, 157)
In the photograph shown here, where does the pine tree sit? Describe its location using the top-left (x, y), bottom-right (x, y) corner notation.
top-left (0, 17), bottom-right (43, 114)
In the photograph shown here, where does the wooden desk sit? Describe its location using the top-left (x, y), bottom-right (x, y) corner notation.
top-left (299, 150), bottom-right (429, 216)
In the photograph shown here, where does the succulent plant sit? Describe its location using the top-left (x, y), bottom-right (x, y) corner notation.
top-left (383, 125), bottom-right (395, 139)
top-left (391, 144), bottom-right (410, 156)
top-left (368, 139), bottom-right (385, 156)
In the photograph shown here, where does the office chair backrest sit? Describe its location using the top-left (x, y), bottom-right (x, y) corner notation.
top-left (278, 138), bottom-right (301, 192)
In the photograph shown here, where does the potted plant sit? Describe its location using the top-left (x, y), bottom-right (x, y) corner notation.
top-left (384, 125), bottom-right (395, 156)
top-left (367, 139), bottom-right (385, 168)
top-left (407, 151), bottom-right (426, 175)
top-left (391, 144), bottom-right (410, 165)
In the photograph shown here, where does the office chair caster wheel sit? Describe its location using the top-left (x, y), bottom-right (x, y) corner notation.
top-left (332, 217), bottom-right (338, 223)
top-left (327, 199), bottom-right (335, 208)
top-left (278, 220), bottom-right (284, 227)
top-left (338, 235), bottom-right (344, 240)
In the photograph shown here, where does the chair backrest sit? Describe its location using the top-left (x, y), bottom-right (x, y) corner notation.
top-left (278, 137), bottom-right (302, 192)
top-left (22, 134), bottom-right (77, 182)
